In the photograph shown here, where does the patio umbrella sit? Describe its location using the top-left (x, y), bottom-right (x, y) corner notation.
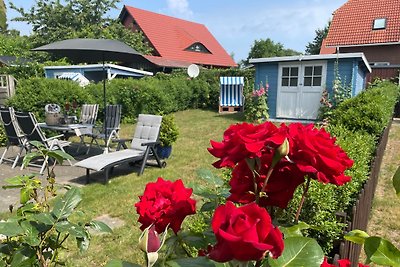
top-left (32, 38), bottom-right (150, 146)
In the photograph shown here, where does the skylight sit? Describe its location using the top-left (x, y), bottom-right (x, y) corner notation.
top-left (373, 18), bottom-right (386, 30)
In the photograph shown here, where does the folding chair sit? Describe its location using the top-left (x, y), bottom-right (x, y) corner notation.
top-left (75, 114), bottom-right (165, 183)
top-left (86, 104), bottom-right (121, 154)
top-left (74, 104), bottom-right (99, 153)
top-left (0, 107), bottom-right (27, 168)
top-left (14, 111), bottom-right (72, 174)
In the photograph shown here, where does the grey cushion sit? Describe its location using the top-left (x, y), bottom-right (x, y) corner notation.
top-left (75, 149), bottom-right (144, 171)
top-left (75, 114), bottom-right (162, 172)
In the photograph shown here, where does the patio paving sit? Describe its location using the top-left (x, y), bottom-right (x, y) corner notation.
top-left (0, 143), bottom-right (139, 213)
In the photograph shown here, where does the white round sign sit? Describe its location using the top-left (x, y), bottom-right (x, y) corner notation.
top-left (187, 64), bottom-right (200, 78)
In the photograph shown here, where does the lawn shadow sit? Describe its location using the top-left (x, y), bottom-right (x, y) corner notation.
top-left (213, 112), bottom-right (246, 122)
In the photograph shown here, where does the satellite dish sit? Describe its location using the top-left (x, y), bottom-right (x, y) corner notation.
top-left (187, 64), bottom-right (200, 78)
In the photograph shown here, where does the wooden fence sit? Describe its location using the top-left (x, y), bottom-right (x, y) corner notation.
top-left (334, 119), bottom-right (392, 266)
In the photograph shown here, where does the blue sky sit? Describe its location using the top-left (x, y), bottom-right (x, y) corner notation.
top-left (6, 0), bottom-right (348, 62)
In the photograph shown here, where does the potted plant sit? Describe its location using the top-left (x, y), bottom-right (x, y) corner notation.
top-left (157, 114), bottom-right (179, 159)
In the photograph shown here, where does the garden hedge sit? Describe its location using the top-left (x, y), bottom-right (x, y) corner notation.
top-left (280, 80), bottom-right (399, 253)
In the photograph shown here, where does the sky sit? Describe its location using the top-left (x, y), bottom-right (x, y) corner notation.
top-left (5, 0), bottom-right (348, 62)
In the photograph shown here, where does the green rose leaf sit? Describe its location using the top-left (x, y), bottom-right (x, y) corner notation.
top-left (344, 229), bottom-right (370, 245)
top-left (268, 237), bottom-right (324, 267)
top-left (201, 201), bottom-right (217, 212)
top-left (9, 246), bottom-right (36, 267)
top-left (33, 212), bottom-right (56, 226)
top-left (0, 221), bottom-right (24, 237)
top-left (55, 221), bottom-right (86, 238)
top-left (46, 150), bottom-right (74, 164)
top-left (88, 220), bottom-right (113, 233)
top-left (196, 169), bottom-right (224, 187)
top-left (364, 236), bottom-right (400, 266)
top-left (52, 187), bottom-right (82, 220)
top-left (280, 222), bottom-right (310, 238)
top-left (22, 152), bottom-right (42, 167)
top-left (104, 259), bottom-right (141, 267)
top-left (393, 166), bottom-right (400, 198)
top-left (76, 235), bottom-right (90, 253)
top-left (20, 220), bottom-right (40, 246)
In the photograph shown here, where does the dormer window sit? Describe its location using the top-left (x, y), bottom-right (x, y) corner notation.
top-left (373, 18), bottom-right (386, 30)
top-left (185, 42), bottom-right (211, 54)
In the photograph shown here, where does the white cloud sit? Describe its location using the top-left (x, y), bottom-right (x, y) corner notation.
top-left (166, 0), bottom-right (193, 19)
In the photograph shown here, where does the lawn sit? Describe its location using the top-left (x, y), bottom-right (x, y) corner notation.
top-left (62, 109), bottom-right (244, 266)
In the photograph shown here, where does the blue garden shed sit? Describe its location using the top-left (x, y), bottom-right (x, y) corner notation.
top-left (249, 53), bottom-right (371, 121)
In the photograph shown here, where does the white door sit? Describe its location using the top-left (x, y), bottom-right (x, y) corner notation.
top-left (277, 61), bottom-right (326, 120)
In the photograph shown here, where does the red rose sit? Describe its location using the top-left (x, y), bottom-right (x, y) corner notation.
top-left (208, 201), bottom-right (284, 262)
top-left (285, 123), bottom-right (354, 186)
top-left (135, 177), bottom-right (196, 234)
top-left (208, 122), bottom-right (286, 168)
top-left (321, 257), bottom-right (369, 267)
top-left (228, 153), bottom-right (305, 208)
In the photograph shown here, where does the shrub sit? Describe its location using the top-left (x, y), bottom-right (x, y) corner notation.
top-left (7, 78), bottom-right (94, 120)
top-left (329, 80), bottom-right (399, 138)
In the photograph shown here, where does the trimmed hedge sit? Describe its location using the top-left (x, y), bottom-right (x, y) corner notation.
top-left (281, 80), bottom-right (399, 253)
top-left (6, 68), bottom-right (254, 123)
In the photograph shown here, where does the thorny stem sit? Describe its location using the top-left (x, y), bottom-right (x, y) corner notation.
top-left (255, 260), bottom-right (262, 267)
top-left (295, 177), bottom-right (311, 222)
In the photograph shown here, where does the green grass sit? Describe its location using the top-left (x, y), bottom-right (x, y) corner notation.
top-left (61, 109), bottom-right (244, 266)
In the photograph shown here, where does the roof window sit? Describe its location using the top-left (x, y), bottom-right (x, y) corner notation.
top-left (373, 18), bottom-right (386, 30)
top-left (185, 42), bottom-right (211, 54)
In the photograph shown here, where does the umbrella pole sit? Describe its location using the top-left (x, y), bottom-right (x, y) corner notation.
top-left (103, 58), bottom-right (108, 153)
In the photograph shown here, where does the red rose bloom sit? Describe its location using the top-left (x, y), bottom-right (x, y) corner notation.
top-left (135, 177), bottom-right (196, 234)
top-left (208, 122), bottom-right (286, 168)
top-left (228, 153), bottom-right (305, 208)
top-left (208, 201), bottom-right (284, 262)
top-left (285, 123), bottom-right (354, 186)
top-left (321, 257), bottom-right (369, 267)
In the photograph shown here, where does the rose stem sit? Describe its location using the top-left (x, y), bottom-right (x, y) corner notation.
top-left (295, 177), bottom-right (311, 222)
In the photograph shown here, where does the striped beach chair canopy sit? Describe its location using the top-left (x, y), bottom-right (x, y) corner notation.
top-left (220, 77), bottom-right (244, 107)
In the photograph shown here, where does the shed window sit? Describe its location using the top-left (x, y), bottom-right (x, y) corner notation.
top-left (303, 66), bottom-right (322, 87)
top-left (373, 18), bottom-right (386, 30)
top-left (281, 67), bottom-right (299, 87)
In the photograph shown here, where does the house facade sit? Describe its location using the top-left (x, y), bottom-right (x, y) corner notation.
top-left (320, 0), bottom-right (400, 81)
top-left (249, 53), bottom-right (371, 121)
top-left (119, 5), bottom-right (237, 71)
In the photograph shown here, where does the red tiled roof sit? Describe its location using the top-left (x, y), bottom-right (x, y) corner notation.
top-left (319, 39), bottom-right (337, 54)
top-left (144, 55), bottom-right (192, 68)
top-left (325, 0), bottom-right (400, 47)
top-left (121, 5), bottom-right (237, 68)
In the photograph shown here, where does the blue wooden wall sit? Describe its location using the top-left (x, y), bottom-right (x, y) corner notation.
top-left (254, 57), bottom-right (368, 119)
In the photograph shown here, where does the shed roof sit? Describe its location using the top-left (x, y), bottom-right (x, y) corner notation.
top-left (119, 5), bottom-right (237, 68)
top-left (324, 0), bottom-right (400, 47)
top-left (249, 53), bottom-right (371, 72)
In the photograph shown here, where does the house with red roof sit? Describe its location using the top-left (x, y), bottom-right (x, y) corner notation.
top-left (119, 5), bottom-right (237, 71)
top-left (320, 0), bottom-right (400, 81)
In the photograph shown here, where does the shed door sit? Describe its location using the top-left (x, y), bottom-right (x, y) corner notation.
top-left (277, 61), bottom-right (326, 120)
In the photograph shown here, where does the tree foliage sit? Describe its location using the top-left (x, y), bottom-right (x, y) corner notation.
top-left (0, 0), bottom-right (6, 31)
top-left (246, 38), bottom-right (300, 65)
top-left (9, 0), bottom-right (152, 60)
top-left (305, 22), bottom-right (330, 55)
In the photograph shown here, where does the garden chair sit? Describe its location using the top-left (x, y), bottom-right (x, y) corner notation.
top-left (0, 107), bottom-right (27, 168)
top-left (86, 104), bottom-right (121, 154)
top-left (219, 76), bottom-right (245, 113)
top-left (75, 114), bottom-right (165, 184)
top-left (74, 104), bottom-right (99, 153)
top-left (14, 111), bottom-right (72, 174)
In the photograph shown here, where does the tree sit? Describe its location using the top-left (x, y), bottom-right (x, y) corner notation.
top-left (0, 0), bottom-right (6, 31)
top-left (9, 0), bottom-right (152, 58)
top-left (246, 38), bottom-right (300, 65)
top-left (305, 22), bottom-right (330, 55)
